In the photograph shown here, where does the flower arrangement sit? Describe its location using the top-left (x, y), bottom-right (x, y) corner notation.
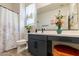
top-left (55, 10), bottom-right (63, 27)
top-left (55, 10), bottom-right (64, 34)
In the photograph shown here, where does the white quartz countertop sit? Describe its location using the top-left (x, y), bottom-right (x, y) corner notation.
top-left (28, 31), bottom-right (79, 38)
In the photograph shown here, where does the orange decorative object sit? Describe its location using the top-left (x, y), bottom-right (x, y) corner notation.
top-left (52, 45), bottom-right (79, 56)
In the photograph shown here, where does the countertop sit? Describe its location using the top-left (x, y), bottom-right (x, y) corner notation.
top-left (28, 32), bottom-right (79, 38)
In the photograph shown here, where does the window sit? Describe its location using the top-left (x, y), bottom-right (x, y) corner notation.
top-left (25, 4), bottom-right (37, 26)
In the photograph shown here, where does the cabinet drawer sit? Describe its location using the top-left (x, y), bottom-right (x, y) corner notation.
top-left (48, 36), bottom-right (73, 43)
top-left (28, 34), bottom-right (47, 40)
top-left (71, 37), bottom-right (79, 44)
top-left (58, 37), bottom-right (73, 43)
top-left (48, 36), bottom-right (60, 41)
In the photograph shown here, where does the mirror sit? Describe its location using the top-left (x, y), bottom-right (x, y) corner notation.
top-left (37, 3), bottom-right (79, 30)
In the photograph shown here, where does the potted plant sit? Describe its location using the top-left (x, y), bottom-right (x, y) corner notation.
top-left (25, 25), bottom-right (32, 33)
top-left (55, 10), bottom-right (64, 34)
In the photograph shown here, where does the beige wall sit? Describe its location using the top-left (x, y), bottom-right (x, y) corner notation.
top-left (20, 3), bottom-right (26, 39)
top-left (0, 3), bottom-right (19, 13)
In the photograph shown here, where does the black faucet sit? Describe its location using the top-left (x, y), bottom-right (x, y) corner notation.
top-left (41, 28), bottom-right (45, 33)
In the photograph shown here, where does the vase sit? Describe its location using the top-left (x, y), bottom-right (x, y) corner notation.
top-left (57, 26), bottom-right (62, 34)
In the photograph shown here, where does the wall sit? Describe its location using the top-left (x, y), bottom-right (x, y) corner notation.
top-left (20, 4), bottom-right (37, 40)
top-left (77, 4), bottom-right (79, 28)
top-left (0, 3), bottom-right (19, 13)
top-left (19, 3), bottom-right (26, 40)
top-left (37, 4), bottom-right (78, 30)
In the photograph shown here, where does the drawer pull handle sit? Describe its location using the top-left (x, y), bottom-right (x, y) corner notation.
top-left (34, 41), bottom-right (38, 48)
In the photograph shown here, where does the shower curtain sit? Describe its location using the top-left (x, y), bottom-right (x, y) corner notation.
top-left (0, 6), bottom-right (19, 52)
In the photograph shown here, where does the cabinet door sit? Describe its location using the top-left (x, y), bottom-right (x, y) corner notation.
top-left (38, 40), bottom-right (47, 56)
top-left (28, 38), bottom-right (38, 55)
top-left (28, 35), bottom-right (47, 56)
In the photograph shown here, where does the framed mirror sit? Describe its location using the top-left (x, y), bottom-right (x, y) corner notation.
top-left (37, 3), bottom-right (79, 31)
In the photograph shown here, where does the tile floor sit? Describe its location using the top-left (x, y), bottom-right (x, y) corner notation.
top-left (0, 48), bottom-right (32, 56)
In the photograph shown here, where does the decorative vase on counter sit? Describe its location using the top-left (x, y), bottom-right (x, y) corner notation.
top-left (55, 10), bottom-right (63, 34)
top-left (57, 26), bottom-right (62, 34)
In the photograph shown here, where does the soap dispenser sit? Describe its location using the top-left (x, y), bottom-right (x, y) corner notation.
top-left (35, 29), bottom-right (37, 33)
top-left (42, 28), bottom-right (44, 33)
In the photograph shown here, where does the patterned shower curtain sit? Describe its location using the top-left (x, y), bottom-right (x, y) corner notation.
top-left (0, 6), bottom-right (19, 52)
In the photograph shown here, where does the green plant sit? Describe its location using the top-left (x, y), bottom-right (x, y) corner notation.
top-left (25, 25), bottom-right (32, 31)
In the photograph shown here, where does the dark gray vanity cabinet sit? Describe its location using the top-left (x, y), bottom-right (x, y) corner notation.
top-left (28, 34), bottom-right (48, 56)
top-left (28, 34), bottom-right (79, 56)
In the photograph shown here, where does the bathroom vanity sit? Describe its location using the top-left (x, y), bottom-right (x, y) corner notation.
top-left (28, 33), bottom-right (79, 56)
